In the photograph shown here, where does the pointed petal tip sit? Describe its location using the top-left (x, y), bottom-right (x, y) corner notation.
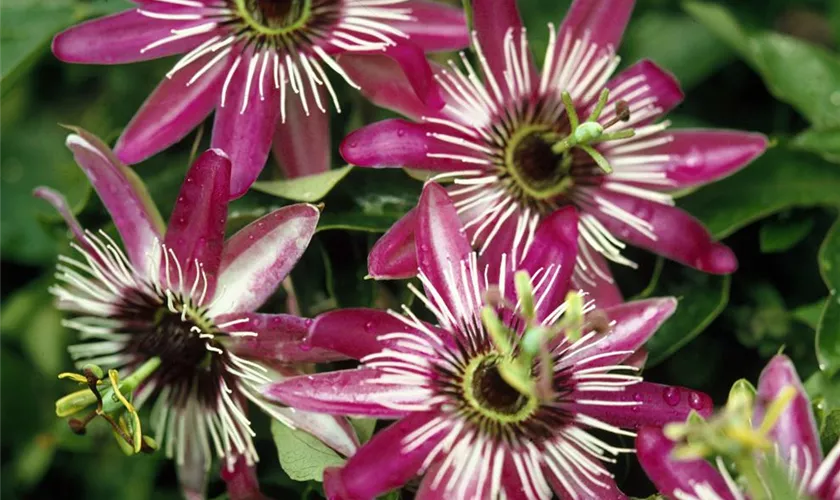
top-left (697, 242), bottom-right (738, 274)
top-left (638, 59), bottom-right (685, 101)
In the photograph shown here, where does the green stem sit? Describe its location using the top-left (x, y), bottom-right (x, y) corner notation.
top-left (735, 456), bottom-right (768, 500)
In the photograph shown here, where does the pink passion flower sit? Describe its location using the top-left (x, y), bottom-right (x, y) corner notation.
top-left (52, 0), bottom-right (469, 197)
top-left (340, 0), bottom-right (767, 306)
top-left (637, 355), bottom-right (840, 500)
top-left (262, 182), bottom-right (713, 499)
top-left (38, 129), bottom-right (360, 499)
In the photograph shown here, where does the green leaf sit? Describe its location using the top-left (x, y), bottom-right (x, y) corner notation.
top-left (621, 12), bottom-right (734, 89)
top-left (645, 264), bottom-right (731, 366)
top-left (252, 166), bottom-right (354, 202)
top-left (679, 148), bottom-right (840, 239)
top-left (271, 420), bottom-right (345, 482)
top-left (817, 217), bottom-right (840, 376)
top-left (793, 299), bottom-right (828, 330)
top-left (350, 418), bottom-right (377, 444)
top-left (758, 213), bottom-right (815, 253)
top-left (819, 409), bottom-right (840, 452)
top-left (791, 128), bottom-right (840, 163)
top-left (684, 2), bottom-right (840, 128)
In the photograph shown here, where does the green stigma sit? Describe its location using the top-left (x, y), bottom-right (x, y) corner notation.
top-left (480, 271), bottom-right (592, 402)
top-left (56, 358), bottom-right (161, 456)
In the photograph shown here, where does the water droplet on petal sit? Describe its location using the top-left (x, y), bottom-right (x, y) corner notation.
top-left (633, 392), bottom-right (643, 402)
top-left (688, 392), bottom-right (704, 410)
top-left (364, 321), bottom-right (374, 333)
top-left (299, 342), bottom-right (312, 352)
top-left (397, 128), bottom-right (405, 137)
top-left (304, 319), bottom-right (313, 327)
top-left (662, 387), bottom-right (680, 406)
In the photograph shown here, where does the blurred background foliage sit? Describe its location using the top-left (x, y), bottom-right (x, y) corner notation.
top-left (2, 0), bottom-right (840, 498)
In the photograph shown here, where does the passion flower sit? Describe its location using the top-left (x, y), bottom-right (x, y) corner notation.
top-left (41, 129), bottom-right (358, 498)
top-left (262, 182), bottom-right (712, 499)
top-left (339, 0), bottom-right (767, 305)
top-left (52, 0), bottom-right (468, 197)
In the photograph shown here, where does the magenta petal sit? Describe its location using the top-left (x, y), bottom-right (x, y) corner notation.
top-left (573, 248), bottom-right (623, 308)
top-left (52, 9), bottom-right (216, 64)
top-left (33, 187), bottom-right (91, 253)
top-left (216, 204), bottom-right (319, 314)
top-left (340, 119), bottom-right (465, 171)
top-left (558, 0), bottom-right (635, 52)
top-left (368, 207), bottom-right (420, 280)
top-left (307, 308), bottom-right (452, 360)
top-left (612, 130), bottom-right (768, 190)
top-left (416, 182), bottom-right (473, 313)
top-left (754, 355), bottom-right (822, 468)
top-left (472, 0), bottom-right (535, 101)
top-left (389, 1), bottom-right (469, 53)
top-left (811, 442), bottom-right (840, 498)
top-left (115, 51), bottom-right (226, 165)
top-left (588, 189), bottom-right (737, 274)
top-left (211, 52), bottom-right (281, 198)
top-left (570, 383), bottom-right (713, 430)
top-left (636, 427), bottom-right (736, 500)
top-left (338, 55), bottom-right (437, 120)
top-left (163, 149), bottom-right (230, 300)
top-left (516, 206), bottom-right (579, 322)
top-left (325, 412), bottom-right (446, 500)
top-left (272, 90), bottom-right (330, 179)
top-left (564, 298), bottom-right (677, 369)
top-left (416, 462), bottom-right (490, 500)
top-left (262, 368), bottom-right (420, 418)
top-left (595, 60), bottom-right (683, 127)
top-left (218, 313), bottom-right (345, 363)
top-left (546, 460), bottom-right (628, 500)
top-left (270, 409), bottom-right (359, 457)
top-left (65, 131), bottom-right (164, 267)
top-left (221, 455), bottom-right (269, 500)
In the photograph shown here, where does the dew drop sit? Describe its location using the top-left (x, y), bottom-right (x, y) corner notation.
top-left (304, 318), bottom-right (313, 327)
top-left (688, 392), bottom-right (704, 410)
top-left (364, 321), bottom-right (374, 332)
top-left (349, 142), bottom-right (358, 148)
top-left (662, 387), bottom-right (680, 406)
top-left (299, 342), bottom-right (312, 352)
top-left (397, 128), bottom-right (405, 137)
top-left (633, 392), bottom-right (643, 402)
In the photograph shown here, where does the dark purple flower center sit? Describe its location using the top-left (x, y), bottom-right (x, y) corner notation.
top-left (242, 0), bottom-right (309, 30)
top-left (115, 293), bottom-right (229, 405)
top-left (511, 131), bottom-right (569, 191)
top-left (472, 357), bottom-right (530, 416)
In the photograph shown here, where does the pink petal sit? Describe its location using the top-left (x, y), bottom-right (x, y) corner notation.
top-left (307, 308), bottom-right (453, 360)
top-left (754, 355), bottom-right (822, 468)
top-left (472, 0), bottom-right (536, 102)
top-left (217, 313), bottom-right (345, 363)
top-left (591, 60), bottom-right (683, 128)
top-left (162, 149), bottom-right (230, 301)
top-left (562, 298), bottom-right (677, 369)
top-left (573, 248), bottom-right (623, 308)
top-left (261, 368), bottom-right (421, 419)
top-left (115, 50), bottom-right (227, 165)
top-left (215, 204), bottom-right (319, 314)
top-left (636, 426), bottom-right (737, 500)
top-left (515, 206), bottom-right (579, 322)
top-left (33, 187), bottom-right (91, 254)
top-left (367, 207), bottom-right (420, 280)
top-left (416, 462), bottom-right (490, 500)
top-left (558, 0), bottom-right (635, 52)
top-left (416, 182), bottom-right (473, 316)
top-left (221, 455), bottom-right (269, 500)
top-left (389, 1), bottom-right (469, 53)
top-left (271, 89), bottom-right (330, 179)
top-left (569, 382), bottom-right (713, 430)
top-left (811, 441), bottom-right (840, 498)
top-left (211, 51), bottom-right (281, 198)
top-left (340, 119), bottom-right (466, 171)
top-left (270, 408), bottom-right (359, 457)
top-left (64, 130), bottom-right (164, 267)
top-left (338, 54), bottom-right (437, 120)
top-left (606, 130), bottom-right (768, 190)
top-left (546, 459), bottom-right (628, 500)
top-left (324, 412), bottom-right (447, 500)
top-left (52, 9), bottom-right (217, 64)
top-left (587, 189), bottom-right (738, 273)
